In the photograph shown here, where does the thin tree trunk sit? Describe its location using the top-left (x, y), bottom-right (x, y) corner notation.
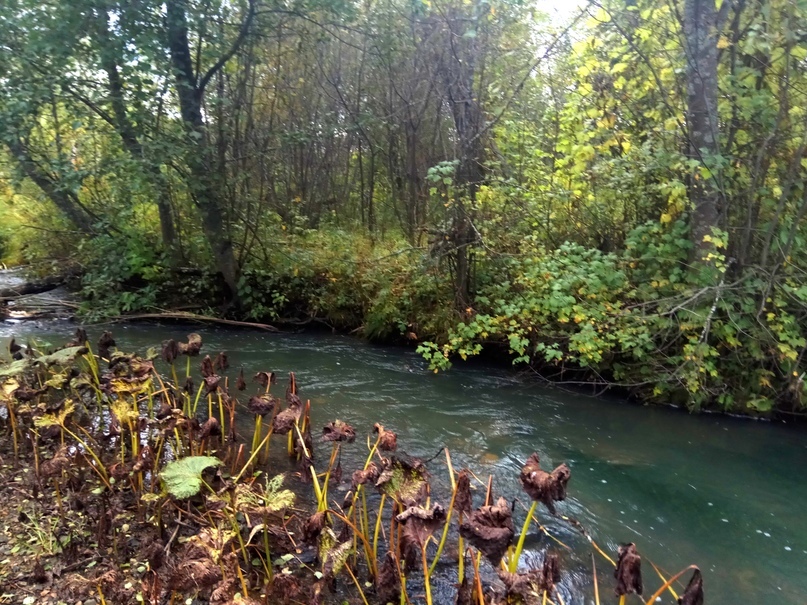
top-left (165, 0), bottom-right (254, 301)
top-left (683, 0), bottom-right (724, 256)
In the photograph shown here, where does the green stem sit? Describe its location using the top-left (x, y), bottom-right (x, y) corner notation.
top-left (509, 500), bottom-right (538, 573)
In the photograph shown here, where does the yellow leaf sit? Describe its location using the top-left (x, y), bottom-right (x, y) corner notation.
top-left (717, 36), bottom-right (730, 49)
top-left (660, 213), bottom-right (672, 224)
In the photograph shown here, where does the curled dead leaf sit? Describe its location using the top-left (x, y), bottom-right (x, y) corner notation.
top-left (459, 496), bottom-right (514, 566)
top-left (519, 453), bottom-right (570, 515)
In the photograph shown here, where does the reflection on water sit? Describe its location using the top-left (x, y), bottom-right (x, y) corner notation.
top-left (2, 322), bottom-right (806, 604)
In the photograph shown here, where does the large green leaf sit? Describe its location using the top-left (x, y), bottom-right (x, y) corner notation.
top-left (160, 456), bottom-right (222, 499)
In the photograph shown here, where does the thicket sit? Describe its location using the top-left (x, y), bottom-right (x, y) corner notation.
top-left (1, 0), bottom-right (806, 415)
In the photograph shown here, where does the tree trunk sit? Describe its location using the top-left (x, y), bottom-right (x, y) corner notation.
top-left (165, 0), bottom-right (246, 301)
top-left (94, 13), bottom-right (180, 263)
top-left (683, 0), bottom-right (723, 256)
top-left (5, 138), bottom-right (95, 234)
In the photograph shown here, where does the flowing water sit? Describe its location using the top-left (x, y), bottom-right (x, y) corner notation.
top-left (2, 321), bottom-right (806, 604)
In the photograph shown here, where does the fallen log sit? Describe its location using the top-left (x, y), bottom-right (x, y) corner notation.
top-left (112, 311), bottom-right (279, 332)
top-left (0, 275), bottom-right (64, 299)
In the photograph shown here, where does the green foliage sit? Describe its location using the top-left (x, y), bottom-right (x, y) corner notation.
top-left (160, 456), bottom-right (222, 499)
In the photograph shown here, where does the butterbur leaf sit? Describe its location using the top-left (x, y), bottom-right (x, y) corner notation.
top-left (459, 496), bottom-right (514, 566)
top-left (678, 568), bottom-right (704, 605)
top-left (201, 355), bottom-right (215, 378)
top-left (254, 371), bottom-right (276, 389)
top-left (40, 446), bottom-right (71, 478)
top-left (537, 552), bottom-right (561, 593)
top-left (162, 339), bottom-right (179, 364)
top-left (614, 542), bottom-right (643, 596)
top-left (376, 552), bottom-right (401, 604)
top-left (68, 328), bottom-right (88, 347)
top-left (322, 538), bottom-right (352, 580)
top-left (375, 457), bottom-right (428, 506)
top-left (236, 368), bottom-right (246, 391)
top-left (456, 561), bottom-right (474, 605)
top-left (178, 333), bottom-right (202, 357)
top-left (496, 568), bottom-right (541, 604)
top-left (248, 393), bottom-right (277, 416)
top-left (373, 423), bottom-right (397, 451)
top-left (184, 376), bottom-right (195, 394)
top-left (273, 398), bottom-right (302, 434)
top-left (395, 503), bottom-right (446, 571)
top-left (213, 351), bottom-right (229, 372)
top-left (160, 456), bottom-right (222, 499)
top-left (351, 462), bottom-right (380, 488)
top-left (304, 511), bottom-right (327, 544)
top-left (199, 417), bottom-right (222, 440)
top-left (204, 375), bottom-right (221, 394)
top-left (322, 420), bottom-right (356, 443)
top-left (98, 332), bottom-right (116, 359)
top-left (454, 469), bottom-right (472, 514)
top-left (519, 453), bottom-right (571, 515)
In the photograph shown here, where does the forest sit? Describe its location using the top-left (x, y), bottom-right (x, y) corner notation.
top-left (2, 0), bottom-right (807, 416)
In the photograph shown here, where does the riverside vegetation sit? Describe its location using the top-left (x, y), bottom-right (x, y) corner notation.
top-left (0, 329), bottom-right (705, 605)
top-left (1, 0), bottom-right (807, 416)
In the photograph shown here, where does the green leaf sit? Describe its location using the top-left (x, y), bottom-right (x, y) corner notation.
top-left (160, 456), bottom-right (222, 499)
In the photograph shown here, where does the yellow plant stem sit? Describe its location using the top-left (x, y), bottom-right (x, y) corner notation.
top-left (251, 416), bottom-right (263, 456)
top-left (509, 500), bottom-right (538, 573)
top-left (191, 383), bottom-right (204, 417)
top-left (68, 425), bottom-right (110, 487)
top-left (372, 493), bottom-right (386, 565)
top-left (7, 402), bottom-right (18, 457)
top-left (217, 392), bottom-right (226, 440)
top-left (429, 478), bottom-right (460, 576)
top-left (642, 565), bottom-right (698, 605)
top-left (234, 429), bottom-right (273, 482)
top-left (345, 563), bottom-right (371, 605)
top-left (618, 596), bottom-right (625, 605)
top-left (648, 559), bottom-right (680, 601)
top-left (321, 442), bottom-right (340, 508)
top-left (421, 546), bottom-right (433, 605)
top-left (591, 553), bottom-right (600, 605)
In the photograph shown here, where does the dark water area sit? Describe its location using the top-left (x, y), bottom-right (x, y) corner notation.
top-left (2, 320), bottom-right (806, 604)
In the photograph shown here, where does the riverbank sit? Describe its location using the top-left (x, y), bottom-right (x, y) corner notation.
top-left (2, 326), bottom-right (806, 604)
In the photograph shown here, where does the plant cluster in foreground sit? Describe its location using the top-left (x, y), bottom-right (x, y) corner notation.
top-left (0, 329), bottom-right (704, 604)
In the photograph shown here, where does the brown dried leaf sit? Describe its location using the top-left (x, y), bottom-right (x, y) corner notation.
top-left (614, 542), bottom-right (643, 596)
top-left (374, 422), bottom-right (397, 451)
top-left (519, 454), bottom-right (571, 515)
top-left (678, 568), bottom-right (703, 605)
top-left (459, 496), bottom-right (514, 566)
top-left (322, 420), bottom-right (356, 443)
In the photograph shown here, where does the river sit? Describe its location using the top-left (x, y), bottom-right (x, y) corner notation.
top-left (2, 321), bottom-right (805, 604)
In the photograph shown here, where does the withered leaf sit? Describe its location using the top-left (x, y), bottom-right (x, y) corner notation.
top-left (162, 339), bottom-right (180, 365)
top-left (178, 333), bottom-right (202, 357)
top-left (376, 552), bottom-right (401, 605)
top-left (98, 331), bottom-right (116, 359)
top-left (213, 351), bottom-right (229, 372)
top-left (454, 469), bottom-right (472, 515)
top-left (614, 542), bottom-right (643, 596)
top-left (678, 568), bottom-right (703, 605)
top-left (322, 420), bottom-right (356, 443)
top-left (519, 453), bottom-right (571, 515)
top-left (235, 368), bottom-right (246, 391)
top-left (459, 496), bottom-right (514, 566)
top-left (374, 423), bottom-right (397, 451)
top-left (351, 462), bottom-right (380, 488)
top-left (200, 355), bottom-right (215, 378)
top-left (203, 375), bottom-right (222, 394)
top-left (396, 503), bottom-right (446, 571)
top-left (375, 457), bottom-right (428, 506)
top-left (248, 393), bottom-right (277, 416)
top-left (254, 371), bottom-right (276, 389)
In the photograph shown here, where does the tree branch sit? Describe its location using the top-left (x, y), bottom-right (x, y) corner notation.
top-left (198, 0), bottom-right (257, 93)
